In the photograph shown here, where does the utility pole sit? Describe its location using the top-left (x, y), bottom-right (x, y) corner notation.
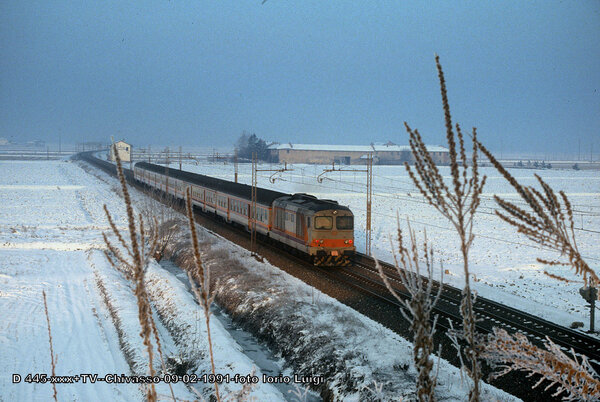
top-left (251, 153), bottom-right (257, 257)
top-left (318, 153), bottom-right (373, 255)
top-left (366, 153), bottom-right (373, 255)
top-left (179, 145), bottom-right (182, 170)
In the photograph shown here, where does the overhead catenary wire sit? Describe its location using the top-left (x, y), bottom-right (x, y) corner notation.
top-left (263, 174), bottom-right (600, 259)
top-left (178, 161), bottom-right (600, 235)
top-left (266, 173), bottom-right (600, 235)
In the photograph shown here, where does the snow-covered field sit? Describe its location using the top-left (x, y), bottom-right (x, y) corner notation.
top-left (176, 161), bottom-right (600, 332)
top-left (0, 160), bottom-right (283, 401)
top-left (0, 158), bottom-right (525, 401)
top-left (0, 161), bottom-right (600, 401)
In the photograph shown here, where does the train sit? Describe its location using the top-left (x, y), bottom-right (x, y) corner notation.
top-left (133, 161), bottom-right (355, 266)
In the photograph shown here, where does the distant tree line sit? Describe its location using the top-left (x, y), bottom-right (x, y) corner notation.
top-left (235, 131), bottom-right (270, 161)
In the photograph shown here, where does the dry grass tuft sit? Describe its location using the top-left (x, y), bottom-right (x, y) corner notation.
top-left (403, 55), bottom-right (486, 401)
top-left (94, 272), bottom-right (139, 372)
top-left (42, 290), bottom-right (58, 402)
top-left (102, 144), bottom-right (170, 402)
top-left (471, 103), bottom-right (600, 402)
top-left (375, 219), bottom-right (442, 402)
top-left (474, 140), bottom-right (599, 289)
top-left (482, 328), bottom-right (600, 401)
top-left (185, 187), bottom-right (221, 402)
top-left (397, 53), bottom-right (600, 402)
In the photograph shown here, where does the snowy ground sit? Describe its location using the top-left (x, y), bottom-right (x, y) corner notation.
top-left (175, 161), bottom-right (600, 332)
top-left (0, 160), bottom-right (282, 401)
top-left (0, 158), bottom-right (523, 401)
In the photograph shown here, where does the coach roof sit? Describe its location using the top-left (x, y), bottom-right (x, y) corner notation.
top-left (135, 162), bottom-right (288, 205)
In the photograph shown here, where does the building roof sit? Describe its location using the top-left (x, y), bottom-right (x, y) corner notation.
top-left (268, 143), bottom-right (449, 153)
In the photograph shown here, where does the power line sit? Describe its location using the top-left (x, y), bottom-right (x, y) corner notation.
top-left (269, 175), bottom-right (600, 237)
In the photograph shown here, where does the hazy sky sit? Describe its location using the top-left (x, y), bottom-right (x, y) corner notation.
top-left (1, 1), bottom-right (599, 154)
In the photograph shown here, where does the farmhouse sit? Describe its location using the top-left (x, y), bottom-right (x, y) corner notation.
top-left (269, 143), bottom-right (450, 165)
top-left (109, 140), bottom-right (132, 162)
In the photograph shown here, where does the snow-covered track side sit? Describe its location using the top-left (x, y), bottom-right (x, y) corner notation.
top-left (352, 252), bottom-right (600, 370)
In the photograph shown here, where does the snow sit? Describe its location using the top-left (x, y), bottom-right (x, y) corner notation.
top-left (2, 156), bottom-right (595, 401)
top-left (0, 160), bottom-right (282, 401)
top-left (172, 216), bottom-right (518, 401)
top-left (175, 161), bottom-right (600, 333)
top-left (0, 161), bottom-right (141, 401)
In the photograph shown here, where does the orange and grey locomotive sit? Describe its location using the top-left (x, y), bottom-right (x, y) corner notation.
top-left (271, 194), bottom-right (354, 266)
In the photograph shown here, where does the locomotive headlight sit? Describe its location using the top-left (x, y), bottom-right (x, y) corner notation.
top-left (344, 240), bottom-right (349, 244)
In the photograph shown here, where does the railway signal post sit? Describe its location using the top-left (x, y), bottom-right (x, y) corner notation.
top-left (579, 286), bottom-right (598, 333)
top-left (317, 153), bottom-right (373, 255)
top-left (234, 149), bottom-right (238, 183)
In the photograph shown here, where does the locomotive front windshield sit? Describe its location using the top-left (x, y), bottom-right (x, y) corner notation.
top-left (336, 216), bottom-right (353, 230)
top-left (315, 216), bottom-right (333, 230)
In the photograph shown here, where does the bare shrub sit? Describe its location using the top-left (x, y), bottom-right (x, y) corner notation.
top-left (481, 328), bottom-right (600, 400)
top-left (138, 188), bottom-right (184, 262)
top-left (184, 187), bottom-right (221, 402)
top-left (42, 290), bottom-right (58, 402)
top-left (376, 221), bottom-right (442, 401)
top-left (403, 55), bottom-right (486, 401)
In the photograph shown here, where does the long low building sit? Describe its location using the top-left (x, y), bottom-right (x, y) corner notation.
top-left (269, 143), bottom-right (450, 165)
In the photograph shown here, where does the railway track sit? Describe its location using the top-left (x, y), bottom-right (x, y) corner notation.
top-left (78, 151), bottom-right (600, 399)
top-left (79, 151), bottom-right (600, 362)
top-left (351, 252), bottom-right (600, 370)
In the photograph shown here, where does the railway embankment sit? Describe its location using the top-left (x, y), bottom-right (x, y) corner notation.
top-left (78, 153), bottom-right (518, 401)
top-left (165, 220), bottom-right (516, 401)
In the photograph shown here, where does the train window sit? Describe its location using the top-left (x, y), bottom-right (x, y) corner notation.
top-left (307, 217), bottom-right (310, 228)
top-left (336, 216), bottom-right (354, 230)
top-left (315, 216), bottom-right (332, 230)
